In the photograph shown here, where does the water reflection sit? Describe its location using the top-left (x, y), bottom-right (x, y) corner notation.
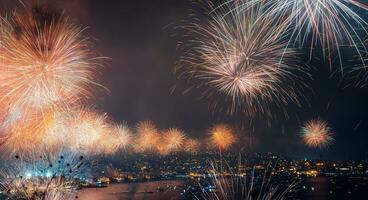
top-left (77, 180), bottom-right (185, 200)
top-left (77, 177), bottom-right (368, 200)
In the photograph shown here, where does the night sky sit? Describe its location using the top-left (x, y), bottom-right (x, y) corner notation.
top-left (1, 0), bottom-right (368, 160)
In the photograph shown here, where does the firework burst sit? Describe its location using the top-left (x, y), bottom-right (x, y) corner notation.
top-left (0, 107), bottom-right (114, 157)
top-left (162, 128), bottom-right (187, 154)
top-left (209, 124), bottom-right (237, 151)
top-left (177, 1), bottom-right (306, 116)
top-left (0, 108), bottom-right (57, 156)
top-left (111, 123), bottom-right (133, 152)
top-left (184, 138), bottom-right (200, 153)
top-left (66, 108), bottom-right (112, 155)
top-left (301, 119), bottom-right (334, 148)
top-left (239, 0), bottom-right (368, 68)
top-left (0, 7), bottom-right (102, 113)
top-left (134, 120), bottom-right (160, 153)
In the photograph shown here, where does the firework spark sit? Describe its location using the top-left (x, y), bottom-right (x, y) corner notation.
top-left (178, 1), bottom-right (306, 116)
top-left (0, 7), bottom-right (102, 113)
top-left (209, 124), bottom-right (237, 151)
top-left (301, 119), bottom-right (334, 148)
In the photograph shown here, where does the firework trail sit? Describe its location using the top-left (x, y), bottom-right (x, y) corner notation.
top-left (199, 160), bottom-right (298, 200)
top-left (177, 1), bottom-right (307, 116)
top-left (0, 7), bottom-right (102, 114)
top-left (347, 38), bottom-right (368, 87)
top-left (209, 124), bottom-right (237, 151)
top-left (301, 119), bottom-right (334, 149)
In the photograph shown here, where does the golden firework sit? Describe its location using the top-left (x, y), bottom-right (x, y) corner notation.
top-left (162, 128), bottom-right (187, 154)
top-left (177, 2), bottom-right (307, 116)
top-left (301, 119), bottom-right (334, 149)
top-left (0, 7), bottom-right (102, 113)
top-left (134, 120), bottom-right (160, 153)
top-left (112, 123), bottom-right (133, 151)
top-left (184, 138), bottom-right (200, 153)
top-left (209, 124), bottom-right (237, 151)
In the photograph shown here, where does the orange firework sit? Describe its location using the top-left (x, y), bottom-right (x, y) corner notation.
top-left (0, 7), bottom-right (102, 113)
top-left (112, 123), bottom-right (133, 151)
top-left (134, 120), bottom-right (160, 153)
top-left (64, 108), bottom-right (112, 155)
top-left (0, 106), bottom-right (22, 145)
top-left (209, 124), bottom-right (237, 151)
top-left (184, 138), bottom-right (200, 153)
top-left (301, 119), bottom-right (334, 149)
top-left (0, 108), bottom-right (58, 156)
top-left (26, 108), bottom-right (122, 156)
top-left (162, 128), bottom-right (187, 154)
top-left (40, 108), bottom-right (72, 149)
